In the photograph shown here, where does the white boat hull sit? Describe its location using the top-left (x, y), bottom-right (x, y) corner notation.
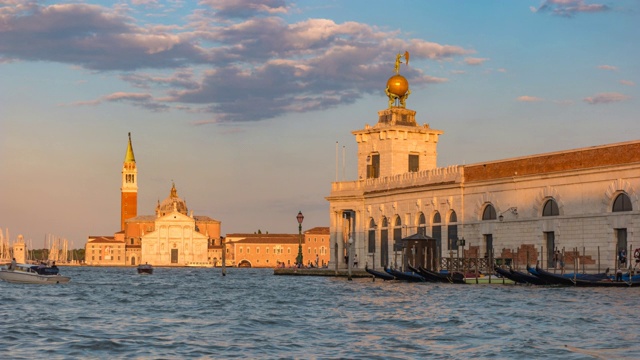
top-left (0, 269), bottom-right (70, 284)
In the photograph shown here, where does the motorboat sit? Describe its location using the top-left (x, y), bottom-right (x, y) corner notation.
top-left (137, 263), bottom-right (154, 274)
top-left (0, 263), bottom-right (70, 284)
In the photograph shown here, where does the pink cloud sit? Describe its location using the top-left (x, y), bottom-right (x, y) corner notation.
top-left (464, 57), bottom-right (489, 66)
top-left (584, 92), bottom-right (630, 104)
top-left (517, 96), bottom-right (543, 102)
top-left (597, 65), bottom-right (617, 71)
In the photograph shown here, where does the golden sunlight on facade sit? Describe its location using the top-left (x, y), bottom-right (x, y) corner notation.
top-left (85, 134), bottom-right (223, 267)
top-left (326, 52), bottom-right (640, 274)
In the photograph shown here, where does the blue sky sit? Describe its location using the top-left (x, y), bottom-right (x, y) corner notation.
top-left (1, 0), bottom-right (638, 248)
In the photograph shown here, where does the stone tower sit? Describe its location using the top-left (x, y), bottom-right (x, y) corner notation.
top-left (121, 132), bottom-right (138, 230)
top-left (352, 52), bottom-right (443, 180)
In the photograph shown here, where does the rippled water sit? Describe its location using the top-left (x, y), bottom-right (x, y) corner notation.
top-left (1, 267), bottom-right (639, 359)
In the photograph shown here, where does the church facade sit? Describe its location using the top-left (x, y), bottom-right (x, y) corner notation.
top-left (326, 54), bottom-right (639, 273)
top-left (85, 134), bottom-right (222, 266)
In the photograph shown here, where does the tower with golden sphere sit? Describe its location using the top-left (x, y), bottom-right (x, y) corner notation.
top-left (121, 132), bottom-right (138, 231)
top-left (353, 52), bottom-right (443, 180)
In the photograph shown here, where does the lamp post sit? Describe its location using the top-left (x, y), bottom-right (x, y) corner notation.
top-left (498, 207), bottom-right (518, 222)
top-left (296, 211), bottom-right (304, 267)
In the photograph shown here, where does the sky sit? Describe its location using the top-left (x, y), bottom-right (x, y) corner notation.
top-left (1, 0), bottom-right (638, 249)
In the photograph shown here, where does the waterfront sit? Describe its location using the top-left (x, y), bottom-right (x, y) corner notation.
top-left (1, 267), bottom-right (639, 359)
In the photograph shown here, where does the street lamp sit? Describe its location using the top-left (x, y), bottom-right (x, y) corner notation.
top-left (296, 211), bottom-right (304, 267)
top-left (498, 207), bottom-right (518, 222)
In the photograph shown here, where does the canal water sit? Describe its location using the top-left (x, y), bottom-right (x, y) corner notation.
top-left (1, 267), bottom-right (638, 359)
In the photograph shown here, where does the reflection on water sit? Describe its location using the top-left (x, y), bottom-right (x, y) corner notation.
top-left (1, 267), bottom-right (639, 359)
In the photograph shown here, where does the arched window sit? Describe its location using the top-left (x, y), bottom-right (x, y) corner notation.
top-left (482, 205), bottom-right (497, 220)
top-left (613, 193), bottom-right (632, 212)
top-left (542, 199), bottom-right (559, 216)
top-left (448, 211), bottom-right (458, 250)
top-left (417, 213), bottom-right (426, 236)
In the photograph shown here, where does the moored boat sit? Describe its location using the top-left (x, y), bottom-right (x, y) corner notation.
top-left (494, 266), bottom-right (547, 285)
top-left (416, 266), bottom-right (466, 284)
top-left (385, 266), bottom-right (426, 282)
top-left (533, 266), bottom-right (636, 287)
top-left (365, 265), bottom-right (395, 281)
top-left (137, 263), bottom-right (153, 274)
top-left (0, 263), bottom-right (70, 284)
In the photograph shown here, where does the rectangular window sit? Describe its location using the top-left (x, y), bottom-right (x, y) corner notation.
top-left (447, 225), bottom-right (458, 250)
top-left (484, 234), bottom-right (493, 259)
top-left (617, 228), bottom-right (628, 267)
top-left (368, 230), bottom-right (375, 253)
top-left (408, 154), bottom-right (419, 172)
top-left (367, 154), bottom-right (380, 179)
top-left (545, 232), bottom-right (555, 269)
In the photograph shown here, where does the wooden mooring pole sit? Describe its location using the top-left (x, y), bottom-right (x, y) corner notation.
top-left (221, 236), bottom-right (226, 276)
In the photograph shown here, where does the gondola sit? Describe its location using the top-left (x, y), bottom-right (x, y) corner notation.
top-left (407, 264), bottom-right (435, 283)
top-left (417, 266), bottom-right (466, 284)
top-left (365, 265), bottom-right (395, 281)
top-left (534, 266), bottom-right (636, 287)
top-left (494, 266), bottom-right (548, 285)
top-left (385, 266), bottom-right (426, 282)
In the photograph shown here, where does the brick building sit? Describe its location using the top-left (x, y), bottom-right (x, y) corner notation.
top-left (226, 227), bottom-right (330, 268)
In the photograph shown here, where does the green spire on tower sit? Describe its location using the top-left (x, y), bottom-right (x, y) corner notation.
top-left (124, 132), bottom-right (136, 163)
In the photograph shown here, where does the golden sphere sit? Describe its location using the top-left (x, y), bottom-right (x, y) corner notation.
top-left (386, 74), bottom-right (409, 97)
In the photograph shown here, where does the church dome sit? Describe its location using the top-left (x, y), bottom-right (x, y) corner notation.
top-left (156, 182), bottom-right (188, 216)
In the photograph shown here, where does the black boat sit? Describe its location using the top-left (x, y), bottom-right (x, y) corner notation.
top-left (137, 263), bottom-right (153, 275)
top-left (385, 266), bottom-right (426, 282)
top-left (365, 265), bottom-right (395, 281)
top-left (533, 266), bottom-right (635, 287)
top-left (417, 266), bottom-right (466, 284)
top-left (494, 266), bottom-right (548, 285)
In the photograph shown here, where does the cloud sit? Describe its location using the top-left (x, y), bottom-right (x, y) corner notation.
top-left (201, 0), bottom-right (289, 19)
top-left (517, 96), bottom-right (543, 102)
top-left (0, 0), bottom-right (474, 123)
top-left (531, 0), bottom-right (609, 17)
top-left (597, 65), bottom-right (617, 71)
top-left (71, 91), bottom-right (170, 111)
top-left (464, 57), bottom-right (489, 66)
top-left (584, 92), bottom-right (630, 104)
top-left (0, 3), bottom-right (205, 70)
top-left (619, 80), bottom-right (635, 86)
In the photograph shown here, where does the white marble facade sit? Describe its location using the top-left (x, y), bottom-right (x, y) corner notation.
top-left (327, 106), bottom-right (639, 271)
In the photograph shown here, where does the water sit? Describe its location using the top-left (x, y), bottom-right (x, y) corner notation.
top-left (1, 267), bottom-right (639, 359)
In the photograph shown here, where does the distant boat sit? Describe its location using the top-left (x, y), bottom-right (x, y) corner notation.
top-left (137, 263), bottom-right (153, 275)
top-left (187, 262), bottom-right (214, 268)
top-left (0, 263), bottom-right (70, 284)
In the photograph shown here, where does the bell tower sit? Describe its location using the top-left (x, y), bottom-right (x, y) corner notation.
top-left (121, 132), bottom-right (138, 231)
